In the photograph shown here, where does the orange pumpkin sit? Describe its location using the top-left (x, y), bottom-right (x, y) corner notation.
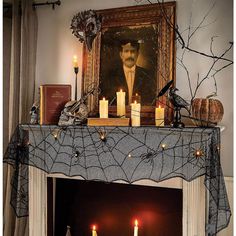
top-left (191, 98), bottom-right (224, 126)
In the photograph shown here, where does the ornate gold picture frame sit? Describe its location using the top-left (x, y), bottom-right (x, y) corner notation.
top-left (82, 2), bottom-right (176, 124)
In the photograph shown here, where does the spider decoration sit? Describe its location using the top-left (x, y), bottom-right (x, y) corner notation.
top-left (188, 145), bottom-right (206, 170)
top-left (98, 129), bottom-right (107, 142)
top-left (51, 128), bottom-right (62, 141)
top-left (96, 129), bottom-right (116, 153)
top-left (71, 144), bottom-right (83, 164)
top-left (140, 151), bottom-right (156, 165)
top-left (15, 138), bottom-right (30, 165)
top-left (194, 149), bottom-right (204, 158)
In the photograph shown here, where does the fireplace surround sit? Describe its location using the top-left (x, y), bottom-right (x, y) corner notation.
top-left (4, 125), bottom-right (231, 235)
top-left (54, 178), bottom-right (183, 236)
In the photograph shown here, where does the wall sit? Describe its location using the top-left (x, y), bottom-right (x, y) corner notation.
top-left (35, 0), bottom-right (233, 176)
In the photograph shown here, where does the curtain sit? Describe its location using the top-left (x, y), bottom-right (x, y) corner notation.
top-left (3, 0), bottom-right (38, 235)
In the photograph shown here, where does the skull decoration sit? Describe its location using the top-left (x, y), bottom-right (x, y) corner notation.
top-left (71, 10), bottom-right (102, 51)
top-left (58, 82), bottom-right (101, 126)
top-left (30, 102), bottom-right (40, 124)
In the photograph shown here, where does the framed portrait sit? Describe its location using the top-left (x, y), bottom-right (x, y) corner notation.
top-left (82, 2), bottom-right (176, 124)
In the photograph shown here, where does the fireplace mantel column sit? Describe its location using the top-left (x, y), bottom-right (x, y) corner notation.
top-left (29, 167), bottom-right (47, 236)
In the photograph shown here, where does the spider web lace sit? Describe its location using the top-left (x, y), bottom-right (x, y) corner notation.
top-left (4, 125), bottom-right (231, 235)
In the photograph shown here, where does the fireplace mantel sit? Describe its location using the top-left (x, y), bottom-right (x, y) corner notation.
top-left (4, 125), bottom-right (231, 236)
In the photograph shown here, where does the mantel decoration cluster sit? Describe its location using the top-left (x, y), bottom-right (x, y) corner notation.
top-left (4, 2), bottom-right (233, 236)
top-left (67, 1), bottom-right (231, 128)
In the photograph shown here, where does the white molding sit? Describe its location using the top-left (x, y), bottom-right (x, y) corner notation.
top-left (29, 167), bottom-right (47, 236)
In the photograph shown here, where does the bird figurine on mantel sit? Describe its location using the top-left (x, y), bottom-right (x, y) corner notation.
top-left (169, 87), bottom-right (190, 128)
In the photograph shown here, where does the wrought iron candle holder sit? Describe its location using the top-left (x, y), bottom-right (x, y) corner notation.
top-left (74, 67), bottom-right (79, 100)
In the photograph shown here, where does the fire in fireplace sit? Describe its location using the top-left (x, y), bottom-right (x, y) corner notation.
top-left (53, 179), bottom-right (182, 236)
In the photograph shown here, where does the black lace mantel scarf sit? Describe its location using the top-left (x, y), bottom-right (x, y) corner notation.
top-left (4, 124), bottom-right (231, 235)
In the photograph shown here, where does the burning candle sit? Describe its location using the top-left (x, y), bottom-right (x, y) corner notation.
top-left (116, 89), bottom-right (126, 117)
top-left (132, 93), bottom-right (141, 104)
top-left (99, 97), bottom-right (108, 118)
top-left (92, 225), bottom-right (97, 236)
top-left (155, 105), bottom-right (165, 126)
top-left (134, 219), bottom-right (138, 236)
top-left (131, 100), bottom-right (141, 127)
top-left (73, 55), bottom-right (78, 68)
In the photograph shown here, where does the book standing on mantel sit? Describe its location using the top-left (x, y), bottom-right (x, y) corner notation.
top-left (40, 84), bottom-right (71, 125)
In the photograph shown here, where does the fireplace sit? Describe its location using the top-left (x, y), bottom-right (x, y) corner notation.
top-left (29, 167), bottom-right (206, 236)
top-left (5, 126), bottom-right (227, 236)
top-left (53, 179), bottom-right (182, 236)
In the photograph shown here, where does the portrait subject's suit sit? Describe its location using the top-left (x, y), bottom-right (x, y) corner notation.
top-left (100, 65), bottom-right (156, 105)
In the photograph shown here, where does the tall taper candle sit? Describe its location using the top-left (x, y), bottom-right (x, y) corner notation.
top-left (131, 101), bottom-right (141, 127)
top-left (73, 55), bottom-right (79, 100)
top-left (92, 225), bottom-right (98, 236)
top-left (116, 89), bottom-right (126, 117)
top-left (134, 220), bottom-right (138, 236)
top-left (99, 97), bottom-right (108, 118)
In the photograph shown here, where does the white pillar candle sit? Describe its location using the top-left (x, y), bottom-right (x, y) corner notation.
top-left (155, 105), bottom-right (165, 126)
top-left (131, 101), bottom-right (141, 127)
top-left (99, 97), bottom-right (108, 118)
top-left (92, 225), bottom-right (97, 236)
top-left (134, 220), bottom-right (138, 236)
top-left (116, 89), bottom-right (126, 117)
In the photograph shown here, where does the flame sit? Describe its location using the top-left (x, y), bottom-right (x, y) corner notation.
top-left (158, 105), bottom-right (161, 109)
top-left (120, 89), bottom-right (123, 92)
top-left (103, 97), bottom-right (105, 101)
top-left (92, 225), bottom-right (96, 231)
top-left (135, 219), bottom-right (138, 227)
top-left (134, 100), bottom-right (137, 104)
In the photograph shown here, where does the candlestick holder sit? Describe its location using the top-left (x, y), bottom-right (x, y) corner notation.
top-left (74, 67), bottom-right (79, 100)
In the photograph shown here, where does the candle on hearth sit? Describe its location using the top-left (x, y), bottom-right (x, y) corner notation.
top-left (134, 219), bottom-right (138, 236)
top-left (155, 105), bottom-right (165, 126)
top-left (99, 97), bottom-right (108, 118)
top-left (116, 89), bottom-right (126, 117)
top-left (92, 225), bottom-right (97, 236)
top-left (73, 55), bottom-right (78, 68)
top-left (131, 100), bottom-right (141, 127)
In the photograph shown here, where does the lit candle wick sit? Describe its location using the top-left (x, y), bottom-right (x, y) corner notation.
top-left (73, 55), bottom-right (78, 68)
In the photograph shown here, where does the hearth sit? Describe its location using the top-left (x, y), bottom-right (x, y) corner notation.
top-left (53, 179), bottom-right (182, 236)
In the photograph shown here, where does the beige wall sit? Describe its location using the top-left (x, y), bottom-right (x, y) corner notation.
top-left (35, 0), bottom-right (233, 176)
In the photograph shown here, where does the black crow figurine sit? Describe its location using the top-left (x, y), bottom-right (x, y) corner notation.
top-left (169, 87), bottom-right (190, 128)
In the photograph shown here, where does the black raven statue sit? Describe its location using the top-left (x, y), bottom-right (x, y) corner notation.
top-left (169, 87), bottom-right (190, 128)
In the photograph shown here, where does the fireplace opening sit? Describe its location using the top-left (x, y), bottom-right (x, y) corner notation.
top-left (53, 179), bottom-right (182, 236)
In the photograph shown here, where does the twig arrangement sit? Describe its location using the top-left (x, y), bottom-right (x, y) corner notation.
top-left (135, 0), bottom-right (233, 104)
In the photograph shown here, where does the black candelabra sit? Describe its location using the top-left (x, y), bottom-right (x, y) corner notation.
top-left (74, 67), bottom-right (79, 100)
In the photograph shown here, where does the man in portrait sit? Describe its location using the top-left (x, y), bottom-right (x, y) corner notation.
top-left (100, 39), bottom-right (157, 105)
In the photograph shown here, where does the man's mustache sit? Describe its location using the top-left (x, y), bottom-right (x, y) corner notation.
top-left (125, 57), bottom-right (135, 62)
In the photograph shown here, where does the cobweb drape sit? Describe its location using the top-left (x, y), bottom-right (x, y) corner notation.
top-left (4, 124), bottom-right (231, 235)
